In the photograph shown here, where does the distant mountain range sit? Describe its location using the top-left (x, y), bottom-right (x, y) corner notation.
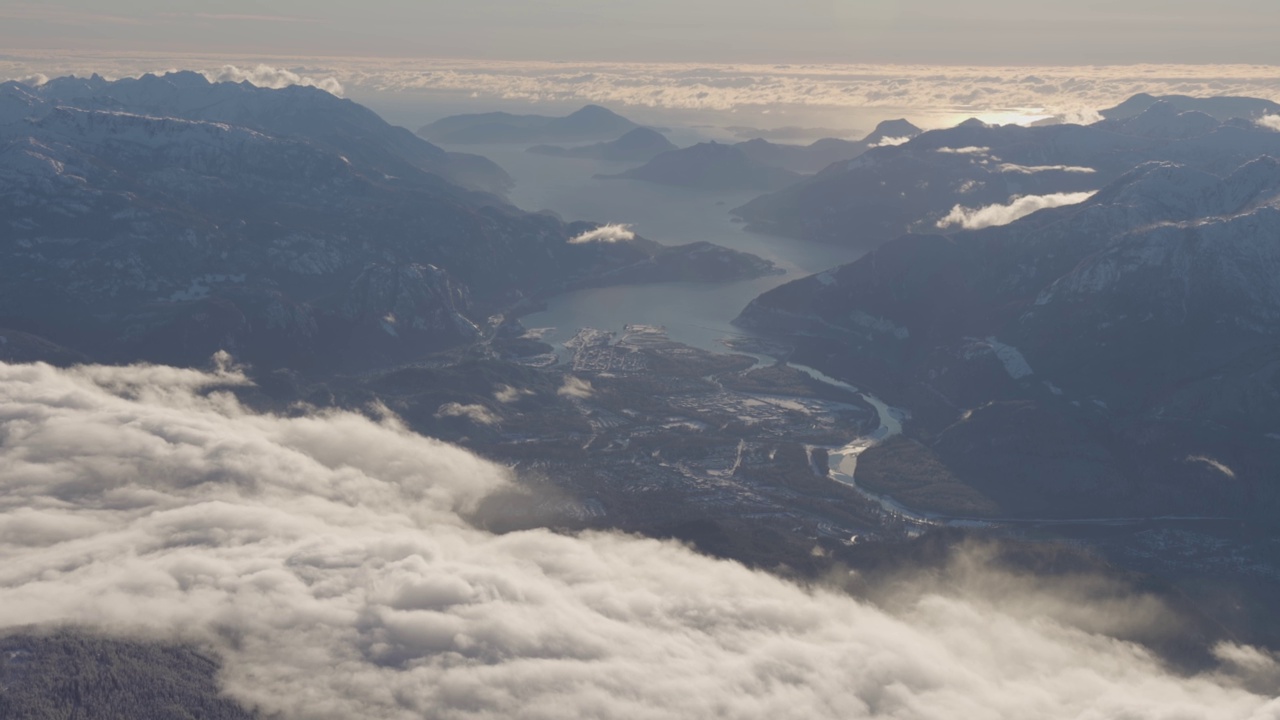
top-left (1098, 93), bottom-right (1280, 122)
top-left (734, 95), bottom-right (1280, 246)
top-left (527, 127), bottom-right (678, 162)
top-left (0, 74), bottom-right (777, 371)
top-left (736, 119), bottom-right (923, 174)
top-left (596, 119), bottom-right (923, 191)
top-left (736, 155), bottom-right (1280, 521)
top-left (597, 141), bottom-right (805, 191)
top-left (418, 105), bottom-right (640, 145)
top-left (7, 71), bottom-right (514, 196)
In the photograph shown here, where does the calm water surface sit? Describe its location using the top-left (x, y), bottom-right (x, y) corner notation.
top-left (462, 145), bottom-right (867, 355)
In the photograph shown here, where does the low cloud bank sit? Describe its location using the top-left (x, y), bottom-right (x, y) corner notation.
top-left (209, 64), bottom-right (344, 96)
top-left (0, 361), bottom-right (1276, 719)
top-left (568, 223), bottom-right (635, 244)
top-left (998, 162), bottom-right (1096, 174)
top-left (870, 135), bottom-right (912, 147)
top-left (557, 375), bottom-right (595, 398)
top-left (493, 384), bottom-right (533, 403)
top-left (6, 56), bottom-right (1280, 120)
top-left (1259, 115), bottom-right (1280, 132)
top-left (937, 191), bottom-right (1096, 230)
top-left (935, 146), bottom-right (990, 155)
top-left (435, 402), bottom-right (499, 426)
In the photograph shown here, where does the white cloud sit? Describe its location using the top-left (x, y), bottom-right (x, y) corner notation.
top-left (1057, 108), bottom-right (1105, 125)
top-left (435, 402), bottom-right (499, 426)
top-left (870, 135), bottom-right (911, 147)
top-left (1258, 115), bottom-right (1280, 132)
top-left (1187, 455), bottom-right (1238, 479)
top-left (557, 375), bottom-right (594, 398)
top-left (935, 146), bottom-right (991, 155)
top-left (209, 64), bottom-right (343, 96)
top-left (937, 192), bottom-right (1096, 230)
top-left (998, 162), bottom-right (1096, 174)
top-left (568, 223), bottom-right (635, 244)
top-left (493, 384), bottom-right (533, 403)
top-left (0, 360), bottom-right (1277, 719)
top-left (1215, 643), bottom-right (1280, 693)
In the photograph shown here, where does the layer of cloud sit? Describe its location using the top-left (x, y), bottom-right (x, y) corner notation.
top-left (568, 223), bottom-right (635, 244)
top-left (933, 147), bottom-right (1095, 174)
top-left (1259, 115), bottom-right (1280, 132)
top-left (0, 360), bottom-right (1278, 720)
top-left (4, 54), bottom-right (1280, 124)
top-left (870, 135), bottom-right (912, 147)
top-left (493, 384), bottom-right (533, 403)
top-left (935, 146), bottom-right (990, 155)
top-left (937, 192), bottom-right (1096, 230)
top-left (997, 162), bottom-right (1096, 174)
top-left (557, 375), bottom-right (594, 398)
top-left (209, 64), bottom-right (343, 96)
top-left (1188, 455), bottom-right (1238, 480)
top-left (435, 402), bottom-right (499, 426)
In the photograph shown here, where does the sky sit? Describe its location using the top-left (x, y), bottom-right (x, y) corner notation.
top-left (1, 0), bottom-right (1279, 65)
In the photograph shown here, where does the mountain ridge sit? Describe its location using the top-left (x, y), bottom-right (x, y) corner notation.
top-left (735, 155), bottom-right (1280, 521)
top-left (0, 74), bottom-right (778, 371)
top-left (418, 104), bottom-right (640, 145)
top-left (733, 100), bottom-right (1280, 246)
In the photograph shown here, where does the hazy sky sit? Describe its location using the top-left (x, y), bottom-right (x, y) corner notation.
top-left (1, 0), bottom-right (1278, 65)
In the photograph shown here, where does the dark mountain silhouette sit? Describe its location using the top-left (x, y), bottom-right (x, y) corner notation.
top-left (734, 103), bottom-right (1280, 246)
top-left (418, 104), bottom-right (640, 144)
top-left (1100, 93), bottom-right (1280, 122)
top-left (737, 157), bottom-right (1280, 521)
top-left (596, 141), bottom-right (804, 191)
top-left (527, 127), bottom-right (678, 162)
top-left (0, 75), bottom-right (777, 371)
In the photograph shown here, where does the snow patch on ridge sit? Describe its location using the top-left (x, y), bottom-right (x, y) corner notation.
top-left (987, 337), bottom-right (1035, 379)
top-left (962, 337), bottom-right (1035, 379)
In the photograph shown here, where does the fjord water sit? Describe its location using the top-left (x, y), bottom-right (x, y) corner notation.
top-left (465, 144), bottom-right (868, 354)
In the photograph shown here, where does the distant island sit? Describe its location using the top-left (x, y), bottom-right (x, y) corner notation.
top-left (596, 141), bottom-right (804, 191)
top-left (418, 104), bottom-right (640, 144)
top-left (1098, 93), bottom-right (1280, 122)
top-left (595, 119), bottom-right (922, 191)
top-left (527, 127), bottom-right (678, 162)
